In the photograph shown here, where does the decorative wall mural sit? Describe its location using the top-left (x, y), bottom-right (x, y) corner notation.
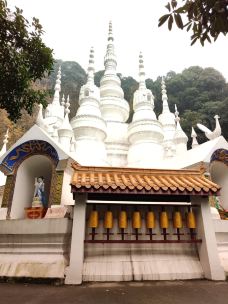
top-left (2, 175), bottom-right (15, 210)
top-left (52, 171), bottom-right (64, 205)
top-left (210, 149), bottom-right (228, 166)
top-left (0, 140), bottom-right (59, 174)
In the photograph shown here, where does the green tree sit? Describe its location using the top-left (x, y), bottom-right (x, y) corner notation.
top-left (0, 0), bottom-right (54, 121)
top-left (159, 0), bottom-right (228, 45)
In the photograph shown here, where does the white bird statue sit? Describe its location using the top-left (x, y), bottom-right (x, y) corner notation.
top-left (197, 115), bottom-right (221, 140)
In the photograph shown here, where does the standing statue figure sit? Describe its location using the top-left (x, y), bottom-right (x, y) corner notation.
top-left (33, 176), bottom-right (47, 208)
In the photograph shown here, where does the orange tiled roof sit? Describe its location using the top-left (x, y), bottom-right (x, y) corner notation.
top-left (71, 162), bottom-right (220, 196)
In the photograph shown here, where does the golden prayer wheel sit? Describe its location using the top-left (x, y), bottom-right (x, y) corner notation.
top-left (104, 211), bottom-right (113, 229)
top-left (173, 211), bottom-right (183, 229)
top-left (187, 211), bottom-right (196, 229)
top-left (119, 211), bottom-right (128, 229)
top-left (146, 211), bottom-right (156, 229)
top-left (132, 211), bottom-right (141, 229)
top-left (88, 210), bottom-right (98, 228)
top-left (160, 211), bottom-right (169, 229)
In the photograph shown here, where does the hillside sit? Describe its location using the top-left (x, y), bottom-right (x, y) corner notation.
top-left (0, 61), bottom-right (228, 149)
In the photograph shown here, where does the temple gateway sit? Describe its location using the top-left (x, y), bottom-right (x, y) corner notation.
top-left (0, 22), bottom-right (228, 284)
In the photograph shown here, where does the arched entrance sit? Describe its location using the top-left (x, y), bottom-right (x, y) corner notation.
top-left (10, 155), bottom-right (53, 219)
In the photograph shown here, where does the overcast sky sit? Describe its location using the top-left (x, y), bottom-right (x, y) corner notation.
top-left (9, 0), bottom-right (228, 81)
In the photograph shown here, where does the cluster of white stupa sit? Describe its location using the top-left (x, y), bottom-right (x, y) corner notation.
top-left (15, 22), bottom-right (221, 169)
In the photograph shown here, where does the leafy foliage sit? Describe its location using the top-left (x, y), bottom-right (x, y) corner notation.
top-left (0, 0), bottom-right (54, 121)
top-left (0, 108), bottom-right (37, 148)
top-left (0, 60), bottom-right (227, 150)
top-left (159, 0), bottom-right (228, 45)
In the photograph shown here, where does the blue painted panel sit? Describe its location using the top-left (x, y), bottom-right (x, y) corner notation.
top-left (0, 140), bottom-right (59, 173)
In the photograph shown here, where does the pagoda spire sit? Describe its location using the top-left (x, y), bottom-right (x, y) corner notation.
top-left (158, 77), bottom-right (176, 145)
top-left (132, 52), bottom-right (156, 121)
top-left (87, 47), bottom-right (95, 85)
top-left (0, 129), bottom-right (9, 157)
top-left (52, 67), bottom-right (61, 106)
top-left (58, 95), bottom-right (73, 151)
top-left (161, 77), bottom-right (171, 114)
top-left (173, 105), bottom-right (188, 155)
top-left (36, 104), bottom-right (47, 130)
top-left (62, 95), bottom-right (72, 130)
top-left (191, 127), bottom-right (199, 148)
top-left (61, 94), bottom-right (66, 108)
top-left (44, 66), bottom-right (65, 129)
top-left (174, 104), bottom-right (187, 136)
top-left (138, 52), bottom-right (146, 90)
top-left (104, 21), bottom-right (117, 75)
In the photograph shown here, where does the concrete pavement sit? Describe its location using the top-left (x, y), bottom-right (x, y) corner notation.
top-left (1, 280), bottom-right (228, 304)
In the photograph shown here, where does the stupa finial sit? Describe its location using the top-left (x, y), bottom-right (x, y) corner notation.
top-left (61, 94), bottom-right (66, 107)
top-left (36, 103), bottom-right (46, 130)
top-left (52, 66), bottom-right (61, 106)
top-left (175, 104), bottom-right (180, 122)
top-left (174, 104), bottom-right (188, 144)
top-left (104, 21), bottom-right (117, 74)
top-left (87, 47), bottom-right (95, 84)
top-left (58, 95), bottom-right (73, 150)
top-left (139, 52), bottom-right (146, 89)
top-left (108, 21), bottom-right (114, 42)
top-left (65, 95), bottom-right (70, 115)
top-left (191, 127), bottom-right (199, 148)
top-left (161, 77), bottom-right (171, 113)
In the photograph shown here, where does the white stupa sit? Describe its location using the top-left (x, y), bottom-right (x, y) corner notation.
top-left (99, 22), bottom-right (130, 166)
top-left (127, 53), bottom-right (164, 167)
top-left (158, 78), bottom-right (176, 156)
top-left (0, 21), bottom-right (228, 285)
top-left (70, 47), bottom-right (107, 166)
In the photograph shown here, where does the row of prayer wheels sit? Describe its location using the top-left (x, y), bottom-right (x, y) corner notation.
top-left (88, 210), bottom-right (196, 230)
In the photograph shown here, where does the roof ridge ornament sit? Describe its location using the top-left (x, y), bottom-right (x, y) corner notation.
top-left (197, 114), bottom-right (221, 140)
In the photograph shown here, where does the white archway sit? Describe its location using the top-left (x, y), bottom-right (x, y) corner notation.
top-left (10, 155), bottom-right (53, 219)
top-left (210, 162), bottom-right (228, 210)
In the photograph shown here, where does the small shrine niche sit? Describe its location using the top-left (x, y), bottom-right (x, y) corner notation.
top-left (10, 155), bottom-right (53, 219)
top-left (210, 149), bottom-right (228, 210)
top-left (0, 140), bottom-right (60, 220)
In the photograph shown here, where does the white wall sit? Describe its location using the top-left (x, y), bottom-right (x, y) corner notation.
top-left (10, 155), bottom-right (53, 219)
top-left (210, 162), bottom-right (228, 210)
top-left (61, 164), bottom-right (75, 206)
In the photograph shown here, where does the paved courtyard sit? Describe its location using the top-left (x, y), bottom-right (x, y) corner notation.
top-left (1, 280), bottom-right (228, 304)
